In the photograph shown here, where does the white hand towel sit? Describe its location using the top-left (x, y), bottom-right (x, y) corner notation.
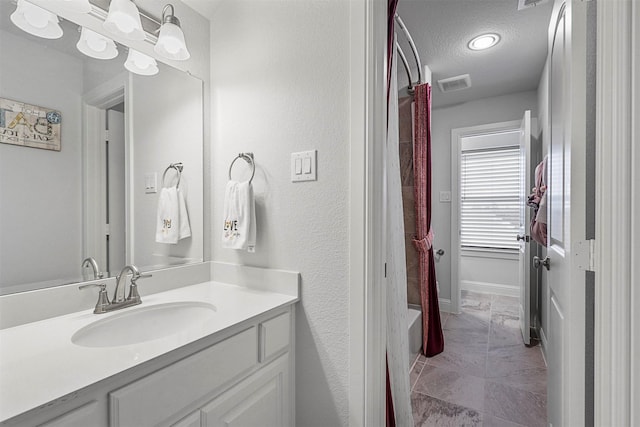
top-left (178, 188), bottom-right (191, 240)
top-left (222, 180), bottom-right (256, 252)
top-left (156, 187), bottom-right (180, 244)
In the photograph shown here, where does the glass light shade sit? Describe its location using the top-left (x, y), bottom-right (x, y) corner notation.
top-left (124, 49), bottom-right (158, 76)
top-left (154, 22), bottom-right (190, 60)
top-left (103, 0), bottom-right (145, 41)
top-left (58, 0), bottom-right (92, 14)
top-left (468, 33), bottom-right (501, 51)
top-left (10, 0), bottom-right (63, 39)
top-left (77, 27), bottom-right (118, 59)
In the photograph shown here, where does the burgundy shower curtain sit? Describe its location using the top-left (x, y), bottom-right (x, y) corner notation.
top-left (412, 83), bottom-right (444, 357)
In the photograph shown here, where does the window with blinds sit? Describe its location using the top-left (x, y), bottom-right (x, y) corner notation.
top-left (460, 146), bottom-right (521, 251)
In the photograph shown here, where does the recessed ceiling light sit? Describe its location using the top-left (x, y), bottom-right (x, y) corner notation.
top-left (468, 33), bottom-right (501, 51)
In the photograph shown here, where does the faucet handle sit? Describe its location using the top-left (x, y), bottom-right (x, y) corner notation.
top-left (79, 283), bottom-right (110, 314)
top-left (127, 274), bottom-right (150, 304)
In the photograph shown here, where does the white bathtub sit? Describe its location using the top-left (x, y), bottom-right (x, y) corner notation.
top-left (408, 306), bottom-right (422, 364)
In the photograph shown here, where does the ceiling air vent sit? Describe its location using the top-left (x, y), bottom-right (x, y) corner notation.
top-left (518, 0), bottom-right (551, 11)
top-left (437, 74), bottom-right (472, 93)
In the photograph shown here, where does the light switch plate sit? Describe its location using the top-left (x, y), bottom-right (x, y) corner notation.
top-left (291, 150), bottom-right (317, 182)
top-left (439, 191), bottom-right (451, 202)
top-left (145, 173), bottom-right (157, 193)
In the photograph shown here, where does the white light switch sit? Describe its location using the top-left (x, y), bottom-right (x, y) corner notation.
top-left (439, 191), bottom-right (451, 202)
top-left (145, 173), bottom-right (157, 193)
top-left (291, 150), bottom-right (317, 182)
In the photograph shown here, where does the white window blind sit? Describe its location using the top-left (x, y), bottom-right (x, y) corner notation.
top-left (460, 146), bottom-right (521, 251)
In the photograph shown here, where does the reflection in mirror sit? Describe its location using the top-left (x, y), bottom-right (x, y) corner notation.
top-left (0, 2), bottom-right (203, 295)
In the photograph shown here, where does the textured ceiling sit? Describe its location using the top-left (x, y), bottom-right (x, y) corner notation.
top-left (396, 0), bottom-right (554, 108)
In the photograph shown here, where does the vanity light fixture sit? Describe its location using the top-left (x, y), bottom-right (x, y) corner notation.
top-left (468, 33), bottom-right (501, 51)
top-left (103, 0), bottom-right (145, 41)
top-left (77, 27), bottom-right (118, 59)
top-left (124, 48), bottom-right (159, 75)
top-left (154, 4), bottom-right (190, 60)
top-left (10, 0), bottom-right (63, 39)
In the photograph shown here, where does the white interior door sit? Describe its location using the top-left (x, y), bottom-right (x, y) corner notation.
top-left (107, 109), bottom-right (125, 276)
top-left (518, 110), bottom-right (532, 345)
top-left (546, 1), bottom-right (588, 425)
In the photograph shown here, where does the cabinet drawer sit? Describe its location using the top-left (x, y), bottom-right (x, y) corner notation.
top-left (259, 312), bottom-right (290, 362)
top-left (110, 327), bottom-right (257, 427)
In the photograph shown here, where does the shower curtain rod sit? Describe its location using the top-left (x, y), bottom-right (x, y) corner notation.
top-left (394, 14), bottom-right (423, 91)
top-left (396, 41), bottom-right (414, 89)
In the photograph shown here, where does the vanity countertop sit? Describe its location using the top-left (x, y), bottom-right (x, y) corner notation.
top-left (0, 281), bottom-right (298, 422)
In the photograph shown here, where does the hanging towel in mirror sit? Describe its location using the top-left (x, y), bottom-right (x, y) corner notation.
top-left (222, 180), bottom-right (256, 252)
top-left (177, 188), bottom-right (191, 240)
top-left (156, 187), bottom-right (191, 244)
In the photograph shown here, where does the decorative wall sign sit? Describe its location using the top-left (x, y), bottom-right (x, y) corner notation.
top-left (0, 98), bottom-right (61, 151)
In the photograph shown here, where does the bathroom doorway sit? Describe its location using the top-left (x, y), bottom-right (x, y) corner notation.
top-left (82, 77), bottom-right (127, 279)
top-left (106, 106), bottom-right (126, 277)
top-left (450, 112), bottom-right (540, 344)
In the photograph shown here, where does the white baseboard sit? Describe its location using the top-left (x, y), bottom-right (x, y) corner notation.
top-left (539, 326), bottom-right (548, 367)
top-left (460, 280), bottom-right (519, 298)
top-left (438, 298), bottom-right (452, 313)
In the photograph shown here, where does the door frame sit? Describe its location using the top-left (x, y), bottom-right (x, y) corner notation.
top-left (450, 119), bottom-right (523, 314)
top-left (356, 0), bottom-right (639, 424)
top-left (348, 0), bottom-right (387, 424)
top-left (594, 0), bottom-right (639, 425)
top-left (81, 74), bottom-right (129, 275)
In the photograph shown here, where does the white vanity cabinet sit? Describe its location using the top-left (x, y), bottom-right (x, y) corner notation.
top-left (110, 309), bottom-right (294, 427)
top-left (3, 305), bottom-right (295, 427)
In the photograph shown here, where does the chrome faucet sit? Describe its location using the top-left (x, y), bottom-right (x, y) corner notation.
top-left (113, 265), bottom-right (152, 304)
top-left (80, 264), bottom-right (151, 314)
top-left (81, 257), bottom-right (103, 280)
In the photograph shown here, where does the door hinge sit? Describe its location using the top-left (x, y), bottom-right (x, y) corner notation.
top-left (384, 263), bottom-right (387, 278)
top-left (104, 224), bottom-right (111, 236)
top-left (575, 239), bottom-right (596, 272)
top-left (104, 129), bottom-right (109, 142)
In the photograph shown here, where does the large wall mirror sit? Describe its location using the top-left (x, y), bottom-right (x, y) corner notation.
top-left (0, 1), bottom-right (204, 295)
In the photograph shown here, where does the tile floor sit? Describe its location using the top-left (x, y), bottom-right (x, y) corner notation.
top-left (411, 291), bottom-right (547, 427)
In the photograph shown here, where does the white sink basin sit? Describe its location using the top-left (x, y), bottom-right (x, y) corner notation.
top-left (72, 302), bottom-right (217, 348)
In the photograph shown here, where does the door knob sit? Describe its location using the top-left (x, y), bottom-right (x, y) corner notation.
top-left (533, 256), bottom-right (551, 270)
top-left (516, 234), bottom-right (530, 242)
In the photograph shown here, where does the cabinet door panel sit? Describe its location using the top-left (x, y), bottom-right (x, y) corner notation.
top-left (110, 327), bottom-right (257, 427)
top-left (202, 355), bottom-right (290, 427)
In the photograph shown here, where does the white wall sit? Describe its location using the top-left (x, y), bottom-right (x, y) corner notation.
top-left (207, 1), bottom-right (351, 425)
top-left (0, 30), bottom-right (83, 289)
top-left (431, 90), bottom-right (539, 303)
top-left (460, 255), bottom-right (519, 296)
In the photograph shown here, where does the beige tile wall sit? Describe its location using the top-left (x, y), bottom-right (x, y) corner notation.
top-left (398, 96), bottom-right (421, 305)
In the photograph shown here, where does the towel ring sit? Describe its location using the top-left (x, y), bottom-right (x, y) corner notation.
top-left (162, 163), bottom-right (183, 188)
top-left (228, 153), bottom-right (255, 184)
